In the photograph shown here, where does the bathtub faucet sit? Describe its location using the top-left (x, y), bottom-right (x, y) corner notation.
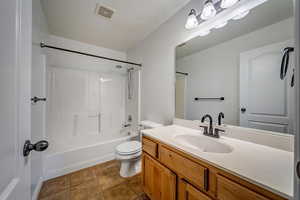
top-left (123, 124), bottom-right (131, 128)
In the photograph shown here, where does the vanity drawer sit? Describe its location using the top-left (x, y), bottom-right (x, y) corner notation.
top-left (159, 146), bottom-right (209, 191)
top-left (142, 137), bottom-right (158, 158)
top-left (216, 175), bottom-right (270, 200)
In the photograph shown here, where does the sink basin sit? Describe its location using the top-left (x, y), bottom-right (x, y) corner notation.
top-left (174, 135), bottom-right (233, 153)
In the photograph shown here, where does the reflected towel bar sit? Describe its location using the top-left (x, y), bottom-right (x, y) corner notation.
top-left (194, 97), bottom-right (225, 101)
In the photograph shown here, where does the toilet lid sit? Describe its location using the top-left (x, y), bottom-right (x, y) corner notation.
top-left (116, 141), bottom-right (142, 155)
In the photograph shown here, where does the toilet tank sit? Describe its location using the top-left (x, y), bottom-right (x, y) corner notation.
top-left (136, 121), bottom-right (163, 141)
top-left (140, 120), bottom-right (163, 129)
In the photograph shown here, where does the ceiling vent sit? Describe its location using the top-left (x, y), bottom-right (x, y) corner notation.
top-left (95, 4), bottom-right (115, 19)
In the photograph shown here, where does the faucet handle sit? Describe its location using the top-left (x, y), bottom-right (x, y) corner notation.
top-left (200, 125), bottom-right (209, 135)
top-left (214, 127), bottom-right (225, 138)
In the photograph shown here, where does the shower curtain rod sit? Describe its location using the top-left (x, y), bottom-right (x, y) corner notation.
top-left (40, 42), bottom-right (142, 67)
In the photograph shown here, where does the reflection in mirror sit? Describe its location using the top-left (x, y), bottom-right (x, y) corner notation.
top-left (175, 0), bottom-right (295, 134)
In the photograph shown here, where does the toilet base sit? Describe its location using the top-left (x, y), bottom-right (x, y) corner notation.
top-left (119, 157), bottom-right (141, 178)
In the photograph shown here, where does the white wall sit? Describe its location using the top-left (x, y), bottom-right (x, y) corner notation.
top-left (176, 18), bottom-right (294, 125)
top-left (46, 35), bottom-right (126, 62)
top-left (31, 0), bottom-right (49, 197)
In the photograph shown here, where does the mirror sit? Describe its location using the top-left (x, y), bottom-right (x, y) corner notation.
top-left (175, 0), bottom-right (295, 134)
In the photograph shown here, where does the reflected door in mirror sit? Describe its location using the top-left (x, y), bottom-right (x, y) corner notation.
top-left (240, 41), bottom-right (295, 134)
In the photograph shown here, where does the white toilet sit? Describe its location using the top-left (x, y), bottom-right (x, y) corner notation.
top-left (115, 121), bottom-right (163, 177)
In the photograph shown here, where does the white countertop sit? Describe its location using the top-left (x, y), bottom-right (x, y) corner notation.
top-left (142, 125), bottom-right (294, 199)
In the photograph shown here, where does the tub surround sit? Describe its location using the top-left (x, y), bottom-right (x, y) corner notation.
top-left (141, 124), bottom-right (293, 199)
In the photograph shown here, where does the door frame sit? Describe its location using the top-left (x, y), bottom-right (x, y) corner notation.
top-left (294, 0), bottom-right (300, 198)
top-left (175, 74), bottom-right (187, 119)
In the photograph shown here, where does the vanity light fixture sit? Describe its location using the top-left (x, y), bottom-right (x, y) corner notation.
top-left (184, 0), bottom-right (268, 35)
top-left (185, 9), bottom-right (199, 30)
top-left (220, 0), bottom-right (239, 8)
top-left (200, 0), bottom-right (217, 20)
top-left (185, 0), bottom-right (241, 32)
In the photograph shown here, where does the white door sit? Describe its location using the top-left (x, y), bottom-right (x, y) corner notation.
top-left (175, 74), bottom-right (186, 119)
top-left (240, 41), bottom-right (295, 134)
top-left (0, 0), bottom-right (32, 200)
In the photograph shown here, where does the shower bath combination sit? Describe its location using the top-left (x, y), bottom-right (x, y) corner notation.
top-left (40, 42), bottom-right (142, 179)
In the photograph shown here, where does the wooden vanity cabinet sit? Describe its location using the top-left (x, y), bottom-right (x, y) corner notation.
top-left (142, 136), bottom-right (287, 200)
top-left (142, 153), bottom-right (176, 200)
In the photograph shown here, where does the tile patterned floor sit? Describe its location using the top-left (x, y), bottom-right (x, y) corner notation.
top-left (38, 160), bottom-right (149, 200)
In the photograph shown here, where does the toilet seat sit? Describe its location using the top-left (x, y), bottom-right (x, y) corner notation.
top-left (115, 151), bottom-right (142, 160)
top-left (116, 141), bottom-right (142, 155)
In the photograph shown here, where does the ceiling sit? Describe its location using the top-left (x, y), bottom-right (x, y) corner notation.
top-left (176, 0), bottom-right (294, 59)
top-left (41, 0), bottom-right (190, 51)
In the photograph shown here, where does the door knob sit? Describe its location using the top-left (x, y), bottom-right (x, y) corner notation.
top-left (241, 108), bottom-right (246, 113)
top-left (23, 140), bottom-right (49, 157)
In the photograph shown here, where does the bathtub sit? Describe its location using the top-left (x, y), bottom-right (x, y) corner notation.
top-left (43, 133), bottom-right (138, 180)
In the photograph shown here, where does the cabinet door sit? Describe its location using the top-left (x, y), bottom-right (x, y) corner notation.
top-left (216, 175), bottom-right (270, 200)
top-left (142, 153), bottom-right (176, 200)
top-left (179, 179), bottom-right (213, 200)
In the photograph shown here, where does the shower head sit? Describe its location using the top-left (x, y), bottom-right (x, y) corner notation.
top-left (115, 65), bottom-right (122, 69)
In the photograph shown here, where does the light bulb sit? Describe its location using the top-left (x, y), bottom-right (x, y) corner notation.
top-left (214, 21), bottom-right (228, 29)
top-left (220, 0), bottom-right (239, 8)
top-left (185, 9), bottom-right (198, 29)
top-left (232, 10), bottom-right (250, 20)
top-left (198, 30), bottom-right (211, 37)
top-left (200, 0), bottom-right (217, 20)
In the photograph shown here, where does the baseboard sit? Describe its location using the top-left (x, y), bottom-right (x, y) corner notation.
top-left (32, 177), bottom-right (43, 200)
top-left (44, 153), bottom-right (115, 180)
